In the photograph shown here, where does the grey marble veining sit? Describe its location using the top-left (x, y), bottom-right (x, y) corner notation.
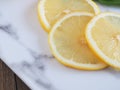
top-left (0, 24), bottom-right (19, 39)
top-left (11, 60), bottom-right (56, 90)
top-left (0, 23), bottom-right (57, 90)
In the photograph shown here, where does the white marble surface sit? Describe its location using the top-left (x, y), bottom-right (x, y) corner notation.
top-left (0, 0), bottom-right (120, 90)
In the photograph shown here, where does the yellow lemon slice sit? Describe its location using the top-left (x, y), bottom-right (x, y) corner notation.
top-left (38, 0), bottom-right (100, 32)
top-left (86, 12), bottom-right (120, 69)
top-left (49, 12), bottom-right (107, 70)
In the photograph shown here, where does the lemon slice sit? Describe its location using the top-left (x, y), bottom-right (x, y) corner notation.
top-left (38, 0), bottom-right (100, 32)
top-left (49, 12), bottom-right (107, 70)
top-left (86, 12), bottom-right (120, 69)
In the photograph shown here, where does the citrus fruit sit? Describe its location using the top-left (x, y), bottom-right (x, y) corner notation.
top-left (49, 12), bottom-right (107, 70)
top-left (86, 12), bottom-right (120, 69)
top-left (38, 0), bottom-right (100, 32)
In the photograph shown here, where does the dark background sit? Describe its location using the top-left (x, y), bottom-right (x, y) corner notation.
top-left (0, 59), bottom-right (30, 90)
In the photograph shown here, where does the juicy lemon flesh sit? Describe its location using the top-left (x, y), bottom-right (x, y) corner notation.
top-left (91, 16), bottom-right (120, 62)
top-left (53, 15), bottom-right (103, 64)
top-left (45, 0), bottom-right (97, 26)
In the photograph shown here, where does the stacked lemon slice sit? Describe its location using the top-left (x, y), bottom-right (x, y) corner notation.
top-left (86, 13), bottom-right (120, 69)
top-left (38, 0), bottom-right (100, 32)
top-left (38, 0), bottom-right (120, 70)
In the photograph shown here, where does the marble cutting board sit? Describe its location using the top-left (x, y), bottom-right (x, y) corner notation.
top-left (0, 0), bottom-right (120, 90)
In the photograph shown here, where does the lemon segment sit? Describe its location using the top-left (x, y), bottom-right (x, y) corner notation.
top-left (86, 12), bottom-right (120, 69)
top-left (38, 0), bottom-right (100, 32)
top-left (49, 12), bottom-right (107, 70)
